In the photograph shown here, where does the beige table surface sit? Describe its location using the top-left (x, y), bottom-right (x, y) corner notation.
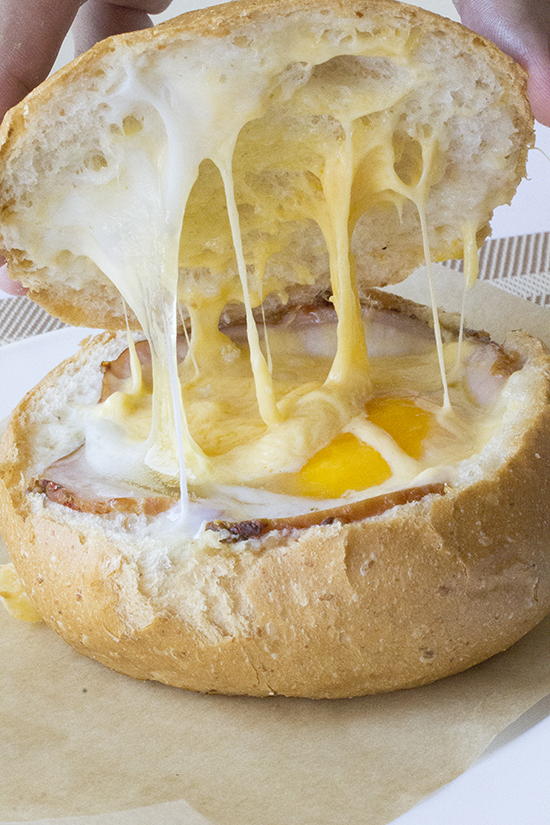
top-left (1, 259), bottom-right (549, 825)
top-left (1, 0), bottom-right (550, 822)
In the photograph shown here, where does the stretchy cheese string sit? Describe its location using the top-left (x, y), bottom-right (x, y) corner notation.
top-left (255, 256), bottom-right (274, 375)
top-left (123, 300), bottom-right (144, 397)
top-left (160, 310), bottom-right (194, 522)
top-left (109, 78), bottom-right (201, 484)
top-left (178, 305), bottom-right (199, 379)
top-left (321, 121), bottom-right (371, 400)
top-left (462, 221), bottom-right (480, 290)
top-left (260, 299), bottom-right (274, 375)
top-left (454, 221), bottom-right (480, 374)
top-left (383, 131), bottom-right (452, 411)
top-left (218, 156), bottom-right (281, 427)
top-left (417, 206), bottom-right (451, 412)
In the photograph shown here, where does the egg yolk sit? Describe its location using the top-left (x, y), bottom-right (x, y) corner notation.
top-left (365, 396), bottom-right (432, 459)
top-left (297, 432), bottom-right (391, 498)
top-left (297, 396), bottom-right (432, 499)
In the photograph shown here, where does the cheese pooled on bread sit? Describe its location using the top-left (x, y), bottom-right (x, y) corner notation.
top-left (0, 0), bottom-right (549, 699)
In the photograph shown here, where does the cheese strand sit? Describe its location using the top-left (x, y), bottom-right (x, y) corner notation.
top-left (417, 205), bottom-right (451, 411)
top-left (321, 122), bottom-right (371, 399)
top-left (123, 300), bottom-right (144, 397)
top-left (454, 222), bottom-right (480, 373)
top-left (385, 130), bottom-right (452, 411)
top-left (161, 310), bottom-right (190, 516)
top-left (218, 158), bottom-right (281, 427)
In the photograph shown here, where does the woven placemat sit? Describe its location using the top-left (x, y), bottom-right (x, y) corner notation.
top-left (1, 232), bottom-right (548, 346)
top-left (442, 231), bottom-right (550, 305)
top-left (0, 296), bottom-right (67, 346)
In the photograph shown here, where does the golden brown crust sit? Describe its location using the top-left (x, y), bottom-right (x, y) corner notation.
top-left (0, 1), bottom-right (544, 699)
top-left (1, 301), bottom-right (549, 698)
top-left (2, 414), bottom-right (549, 698)
top-left (0, 0), bottom-right (529, 128)
top-left (0, 0), bottom-right (529, 148)
top-left (0, 0), bottom-right (533, 329)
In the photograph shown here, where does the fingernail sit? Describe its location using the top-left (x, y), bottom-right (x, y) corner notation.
top-left (0, 263), bottom-right (29, 296)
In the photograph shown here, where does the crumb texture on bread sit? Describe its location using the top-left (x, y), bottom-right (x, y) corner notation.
top-left (0, 0), bottom-right (532, 329)
top-left (1, 301), bottom-right (549, 698)
top-left (2, 421), bottom-right (550, 698)
top-left (0, 0), bottom-right (546, 700)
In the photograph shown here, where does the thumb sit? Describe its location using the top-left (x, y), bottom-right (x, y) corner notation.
top-left (453, 0), bottom-right (550, 126)
top-left (0, 261), bottom-right (28, 296)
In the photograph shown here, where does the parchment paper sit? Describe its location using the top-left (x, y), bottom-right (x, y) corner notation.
top-left (1, 267), bottom-right (549, 825)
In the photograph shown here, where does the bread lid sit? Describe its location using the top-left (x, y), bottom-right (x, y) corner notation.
top-left (0, 0), bottom-right (533, 331)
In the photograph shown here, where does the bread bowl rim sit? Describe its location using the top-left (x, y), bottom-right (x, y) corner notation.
top-left (0, 0), bottom-right (546, 698)
top-left (1, 288), bottom-right (549, 698)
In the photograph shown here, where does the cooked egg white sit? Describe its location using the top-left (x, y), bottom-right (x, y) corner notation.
top-left (66, 305), bottom-right (509, 526)
top-left (16, 18), bottom-right (512, 533)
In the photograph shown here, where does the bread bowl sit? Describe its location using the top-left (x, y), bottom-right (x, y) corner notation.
top-left (0, 0), bottom-right (549, 698)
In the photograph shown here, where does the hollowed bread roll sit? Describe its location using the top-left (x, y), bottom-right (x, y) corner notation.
top-left (1, 292), bottom-right (550, 698)
top-left (0, 0), bottom-right (532, 327)
top-left (0, 0), bottom-right (549, 698)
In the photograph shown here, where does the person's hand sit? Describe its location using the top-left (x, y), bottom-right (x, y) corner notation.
top-left (0, 0), bottom-right (173, 295)
top-left (454, 0), bottom-right (550, 127)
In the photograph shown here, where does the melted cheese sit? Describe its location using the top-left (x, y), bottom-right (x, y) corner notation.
top-left (89, 311), bottom-right (504, 523)
top-left (452, 221), bottom-right (481, 375)
top-left (0, 564), bottom-right (43, 623)
top-left (18, 21), bottom-right (500, 532)
top-left (318, 122), bottom-right (371, 398)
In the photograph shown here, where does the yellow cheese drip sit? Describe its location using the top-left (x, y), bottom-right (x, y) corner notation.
top-left (462, 221), bottom-right (480, 289)
top-left (19, 27), bottom-right (496, 527)
top-left (219, 158), bottom-right (280, 426)
top-left (454, 221), bottom-right (481, 373)
top-left (0, 564), bottom-right (43, 623)
top-left (319, 122), bottom-right (370, 399)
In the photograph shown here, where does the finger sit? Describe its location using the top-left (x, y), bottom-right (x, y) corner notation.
top-left (0, 0), bottom-right (173, 297)
top-left (524, 53), bottom-right (550, 128)
top-left (107, 0), bottom-right (173, 12)
top-left (453, 0), bottom-right (550, 126)
top-left (0, 0), bottom-right (83, 122)
top-left (0, 263), bottom-right (28, 296)
top-left (0, 1), bottom-right (83, 295)
top-left (72, 0), bottom-right (173, 55)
